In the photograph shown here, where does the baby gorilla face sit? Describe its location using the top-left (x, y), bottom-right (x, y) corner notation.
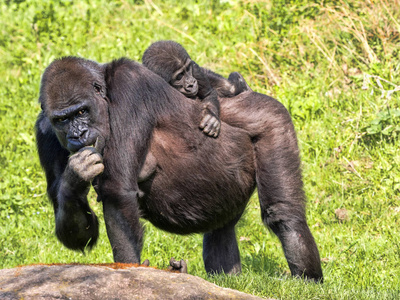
top-left (170, 59), bottom-right (198, 97)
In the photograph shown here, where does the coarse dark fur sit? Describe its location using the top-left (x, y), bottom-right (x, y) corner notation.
top-left (142, 40), bottom-right (248, 137)
top-left (36, 56), bottom-right (323, 282)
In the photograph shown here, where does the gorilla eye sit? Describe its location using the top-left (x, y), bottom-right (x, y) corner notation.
top-left (54, 116), bottom-right (68, 123)
top-left (176, 72), bottom-right (184, 81)
top-left (77, 109), bottom-right (88, 116)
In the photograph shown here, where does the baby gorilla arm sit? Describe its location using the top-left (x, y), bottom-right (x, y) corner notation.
top-left (192, 63), bottom-right (221, 137)
top-left (199, 90), bottom-right (221, 137)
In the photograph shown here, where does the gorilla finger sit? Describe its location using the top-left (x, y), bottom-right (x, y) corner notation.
top-left (211, 123), bottom-right (220, 138)
top-left (215, 122), bottom-right (221, 134)
top-left (70, 149), bottom-right (93, 164)
top-left (207, 125), bottom-right (217, 136)
top-left (203, 126), bottom-right (211, 134)
top-left (68, 155), bottom-right (80, 165)
top-left (210, 118), bottom-right (220, 128)
top-left (216, 122), bottom-right (221, 132)
top-left (85, 152), bottom-right (103, 164)
top-left (213, 129), bottom-right (219, 138)
top-left (80, 147), bottom-right (99, 158)
top-left (68, 156), bottom-right (87, 171)
top-left (200, 114), bottom-right (213, 129)
top-left (204, 119), bottom-right (218, 133)
top-left (70, 150), bottom-right (100, 168)
top-left (69, 150), bottom-right (87, 161)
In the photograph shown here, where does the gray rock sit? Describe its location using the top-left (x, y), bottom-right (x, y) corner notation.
top-left (0, 264), bottom-right (269, 299)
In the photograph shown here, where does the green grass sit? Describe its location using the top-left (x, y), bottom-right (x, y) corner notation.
top-left (1, 0), bottom-right (400, 299)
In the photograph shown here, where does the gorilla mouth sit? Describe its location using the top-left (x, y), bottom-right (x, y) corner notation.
top-left (67, 140), bottom-right (86, 153)
top-left (67, 136), bottom-right (104, 154)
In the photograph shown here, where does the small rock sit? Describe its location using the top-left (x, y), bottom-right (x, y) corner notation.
top-left (335, 208), bottom-right (349, 222)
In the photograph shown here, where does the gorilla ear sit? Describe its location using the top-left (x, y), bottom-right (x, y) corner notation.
top-left (93, 82), bottom-right (107, 100)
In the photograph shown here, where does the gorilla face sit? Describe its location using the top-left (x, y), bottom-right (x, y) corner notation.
top-left (40, 58), bottom-right (110, 154)
top-left (170, 59), bottom-right (199, 98)
top-left (48, 98), bottom-right (105, 153)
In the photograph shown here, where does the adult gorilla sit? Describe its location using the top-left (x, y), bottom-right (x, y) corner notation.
top-left (36, 56), bottom-right (323, 282)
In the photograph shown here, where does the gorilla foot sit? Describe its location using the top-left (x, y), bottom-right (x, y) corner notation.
top-left (167, 257), bottom-right (187, 273)
top-left (228, 72), bottom-right (250, 95)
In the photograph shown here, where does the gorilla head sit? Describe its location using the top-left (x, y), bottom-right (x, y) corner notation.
top-left (39, 57), bottom-right (109, 153)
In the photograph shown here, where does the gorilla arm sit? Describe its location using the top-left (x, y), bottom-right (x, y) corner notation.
top-left (35, 113), bottom-right (102, 251)
top-left (55, 147), bottom-right (103, 250)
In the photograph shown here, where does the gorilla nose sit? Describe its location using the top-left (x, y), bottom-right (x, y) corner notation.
top-left (67, 128), bottom-right (88, 140)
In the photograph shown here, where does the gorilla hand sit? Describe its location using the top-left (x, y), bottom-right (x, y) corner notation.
top-left (200, 110), bottom-right (221, 138)
top-left (64, 147), bottom-right (104, 188)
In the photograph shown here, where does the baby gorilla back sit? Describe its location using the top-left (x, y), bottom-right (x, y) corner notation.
top-left (138, 120), bottom-right (256, 234)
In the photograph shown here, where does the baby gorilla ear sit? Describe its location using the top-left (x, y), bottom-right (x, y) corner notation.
top-left (93, 82), bottom-right (107, 99)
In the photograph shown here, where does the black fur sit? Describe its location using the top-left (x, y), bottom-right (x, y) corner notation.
top-left (142, 41), bottom-right (248, 138)
top-left (36, 56), bottom-right (323, 282)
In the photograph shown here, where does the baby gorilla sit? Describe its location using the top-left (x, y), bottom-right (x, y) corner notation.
top-left (142, 40), bottom-right (248, 137)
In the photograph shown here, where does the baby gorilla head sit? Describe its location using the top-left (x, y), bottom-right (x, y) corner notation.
top-left (142, 40), bottom-right (199, 98)
top-left (170, 57), bottom-right (199, 97)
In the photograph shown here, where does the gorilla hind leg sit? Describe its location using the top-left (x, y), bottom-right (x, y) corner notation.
top-left (254, 120), bottom-right (323, 282)
top-left (219, 91), bottom-right (323, 281)
top-left (202, 217), bottom-right (241, 275)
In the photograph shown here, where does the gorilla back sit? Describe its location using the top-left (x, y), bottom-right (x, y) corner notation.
top-left (36, 56), bottom-right (323, 282)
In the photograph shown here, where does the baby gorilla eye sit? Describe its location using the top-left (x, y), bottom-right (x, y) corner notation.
top-left (175, 72), bottom-right (184, 81)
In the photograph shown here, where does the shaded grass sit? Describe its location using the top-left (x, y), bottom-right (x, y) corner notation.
top-left (1, 0), bottom-right (400, 299)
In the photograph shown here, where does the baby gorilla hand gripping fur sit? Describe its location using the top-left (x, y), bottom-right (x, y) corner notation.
top-left (142, 40), bottom-right (248, 138)
top-left (36, 56), bottom-right (323, 282)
